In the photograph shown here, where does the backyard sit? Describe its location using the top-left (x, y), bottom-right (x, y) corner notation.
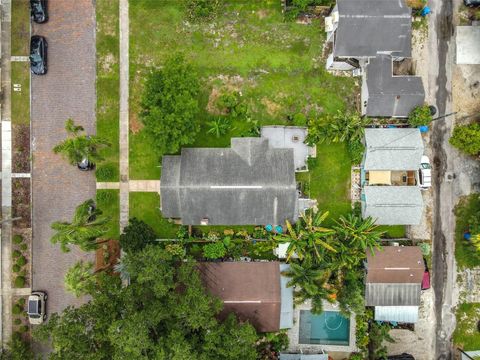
top-left (454, 194), bottom-right (480, 268)
top-left (453, 302), bottom-right (480, 352)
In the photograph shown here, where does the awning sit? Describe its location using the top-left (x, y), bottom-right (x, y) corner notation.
top-left (375, 306), bottom-right (419, 323)
top-left (369, 171), bottom-right (391, 185)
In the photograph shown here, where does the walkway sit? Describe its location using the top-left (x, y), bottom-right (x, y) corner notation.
top-left (97, 181), bottom-right (160, 193)
top-left (119, 0), bottom-right (129, 231)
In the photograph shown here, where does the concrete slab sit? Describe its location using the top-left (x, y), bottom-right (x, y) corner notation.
top-left (456, 26), bottom-right (480, 64)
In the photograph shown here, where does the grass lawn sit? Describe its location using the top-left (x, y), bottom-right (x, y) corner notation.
top-left (11, 62), bottom-right (30, 125)
top-left (129, 192), bottom-right (179, 238)
top-left (378, 225), bottom-right (407, 239)
top-left (453, 302), bottom-right (480, 351)
top-left (454, 194), bottom-right (480, 268)
top-left (96, 190), bottom-right (120, 240)
top-left (296, 143), bottom-right (351, 223)
top-left (96, 0), bottom-right (120, 182)
top-left (11, 0), bottom-right (30, 56)
top-left (129, 0), bottom-right (356, 180)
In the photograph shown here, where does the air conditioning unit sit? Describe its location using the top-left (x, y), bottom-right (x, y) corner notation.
top-left (325, 16), bottom-right (334, 32)
top-left (332, 11), bottom-right (339, 23)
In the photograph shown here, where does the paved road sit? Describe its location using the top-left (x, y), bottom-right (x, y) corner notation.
top-left (31, 0), bottom-right (96, 322)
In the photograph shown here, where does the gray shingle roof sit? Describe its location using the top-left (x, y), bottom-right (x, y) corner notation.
top-left (334, 0), bottom-right (412, 58)
top-left (362, 186), bottom-right (423, 225)
top-left (365, 55), bottom-right (425, 117)
top-left (363, 128), bottom-right (424, 171)
top-left (365, 283), bottom-right (421, 306)
top-left (160, 138), bottom-right (299, 225)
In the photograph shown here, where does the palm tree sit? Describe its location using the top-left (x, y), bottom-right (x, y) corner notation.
top-left (334, 214), bottom-right (383, 254)
top-left (53, 118), bottom-right (110, 166)
top-left (275, 210), bottom-right (336, 262)
top-left (50, 199), bottom-right (110, 252)
top-left (206, 117), bottom-right (231, 138)
top-left (64, 261), bottom-right (97, 297)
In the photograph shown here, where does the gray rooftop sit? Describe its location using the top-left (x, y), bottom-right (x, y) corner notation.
top-left (362, 186), bottom-right (423, 225)
top-left (363, 128), bottom-right (424, 171)
top-left (365, 283), bottom-right (421, 306)
top-left (365, 55), bottom-right (425, 117)
top-left (334, 0), bottom-right (412, 58)
top-left (160, 138), bottom-right (299, 225)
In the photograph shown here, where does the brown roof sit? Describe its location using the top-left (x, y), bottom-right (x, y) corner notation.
top-left (197, 261), bottom-right (281, 332)
top-left (366, 246), bottom-right (424, 284)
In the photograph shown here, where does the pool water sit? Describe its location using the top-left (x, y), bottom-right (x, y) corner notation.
top-left (299, 310), bottom-right (350, 346)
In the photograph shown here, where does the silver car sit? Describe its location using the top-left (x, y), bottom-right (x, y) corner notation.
top-left (27, 291), bottom-right (47, 324)
top-left (419, 155), bottom-right (432, 189)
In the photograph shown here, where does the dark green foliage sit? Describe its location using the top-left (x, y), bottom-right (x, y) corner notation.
top-left (12, 250), bottom-right (21, 258)
top-left (13, 319), bottom-right (21, 326)
top-left (140, 53), bottom-right (200, 155)
top-left (17, 298), bottom-right (25, 306)
top-left (337, 269), bottom-right (365, 316)
top-left (12, 264), bottom-right (20, 273)
top-left (12, 304), bottom-right (23, 315)
top-left (292, 113), bottom-right (307, 126)
top-left (450, 122), bottom-right (480, 156)
top-left (14, 277), bottom-right (25, 288)
top-left (19, 244), bottom-right (27, 252)
top-left (3, 332), bottom-right (34, 360)
top-left (184, 0), bottom-right (221, 22)
top-left (207, 117), bottom-right (231, 138)
top-left (119, 218), bottom-right (157, 254)
top-left (347, 139), bottom-right (365, 165)
top-left (369, 321), bottom-right (395, 359)
top-left (217, 92), bottom-right (249, 119)
top-left (13, 235), bottom-right (23, 244)
top-left (18, 325), bottom-right (28, 334)
top-left (16, 256), bottom-right (26, 267)
top-left (408, 105), bottom-right (432, 127)
top-left (203, 241), bottom-right (227, 259)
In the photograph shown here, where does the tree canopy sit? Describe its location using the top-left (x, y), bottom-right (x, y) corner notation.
top-left (119, 218), bottom-right (158, 254)
top-left (141, 53), bottom-right (201, 155)
top-left (34, 245), bottom-right (259, 360)
top-left (450, 122), bottom-right (480, 156)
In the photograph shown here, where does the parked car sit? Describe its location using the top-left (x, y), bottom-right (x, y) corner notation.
top-left (464, 0), bottom-right (480, 7)
top-left (30, 0), bottom-right (48, 23)
top-left (27, 291), bottom-right (47, 325)
top-left (30, 35), bottom-right (47, 75)
top-left (419, 155), bottom-right (432, 189)
top-left (77, 157), bottom-right (95, 171)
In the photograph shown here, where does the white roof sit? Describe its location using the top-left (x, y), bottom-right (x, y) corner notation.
top-left (374, 306), bottom-right (419, 323)
top-left (456, 26), bottom-right (480, 65)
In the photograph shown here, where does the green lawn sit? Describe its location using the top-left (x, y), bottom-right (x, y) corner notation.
top-left (11, 0), bottom-right (30, 56)
top-left (453, 302), bottom-right (480, 351)
top-left (454, 194), bottom-right (480, 268)
top-left (129, 0), bottom-right (355, 180)
top-left (96, 190), bottom-right (120, 240)
top-left (296, 143), bottom-right (351, 223)
top-left (378, 225), bottom-right (407, 239)
top-left (129, 192), bottom-right (179, 239)
top-left (11, 62), bottom-right (30, 125)
top-left (96, 0), bottom-right (120, 182)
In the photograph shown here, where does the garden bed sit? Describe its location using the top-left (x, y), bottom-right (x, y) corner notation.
top-left (95, 239), bottom-right (120, 272)
top-left (11, 296), bottom-right (30, 338)
top-left (12, 178), bottom-right (31, 229)
top-left (12, 124), bottom-right (30, 173)
top-left (454, 194), bottom-right (480, 268)
top-left (11, 230), bottom-right (31, 288)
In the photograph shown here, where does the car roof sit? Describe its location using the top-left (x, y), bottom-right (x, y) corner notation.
top-left (28, 298), bottom-right (39, 314)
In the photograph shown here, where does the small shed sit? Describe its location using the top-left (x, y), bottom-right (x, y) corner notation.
top-left (456, 26), bottom-right (480, 65)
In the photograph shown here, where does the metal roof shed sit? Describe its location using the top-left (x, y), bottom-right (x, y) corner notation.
top-left (375, 305), bottom-right (419, 323)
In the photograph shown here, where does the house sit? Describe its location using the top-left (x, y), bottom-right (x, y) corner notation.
top-left (365, 246), bottom-right (425, 323)
top-left (325, 0), bottom-right (412, 71)
top-left (361, 54), bottom-right (425, 118)
top-left (160, 137), bottom-right (314, 226)
top-left (360, 128), bottom-right (424, 225)
top-left (196, 262), bottom-right (293, 332)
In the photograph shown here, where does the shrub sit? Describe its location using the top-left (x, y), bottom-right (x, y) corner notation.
top-left (408, 105), bottom-right (433, 127)
top-left (18, 325), bottom-right (28, 334)
top-left (206, 117), bottom-right (231, 138)
top-left (347, 139), bottom-right (365, 165)
top-left (96, 164), bottom-right (116, 182)
top-left (203, 242), bottom-right (227, 259)
top-left (19, 244), bottom-right (27, 251)
top-left (16, 256), bottom-right (26, 267)
top-left (17, 298), bottom-right (25, 306)
top-left (12, 304), bottom-right (22, 315)
top-left (119, 218), bottom-right (157, 254)
top-left (165, 244), bottom-right (185, 257)
top-left (13, 318), bottom-right (21, 326)
top-left (418, 242), bottom-right (431, 256)
top-left (12, 264), bottom-right (20, 273)
top-left (292, 113), bottom-right (307, 126)
top-left (14, 276), bottom-right (25, 288)
top-left (12, 250), bottom-right (21, 258)
top-left (13, 235), bottom-right (23, 244)
top-left (450, 123), bottom-right (480, 156)
top-left (217, 92), bottom-right (249, 119)
top-left (184, 0), bottom-right (221, 22)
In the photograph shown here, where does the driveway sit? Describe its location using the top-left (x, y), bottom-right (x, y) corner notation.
top-left (31, 0), bottom-right (96, 320)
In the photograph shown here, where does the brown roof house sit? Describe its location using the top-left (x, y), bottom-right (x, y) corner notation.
top-left (365, 246), bottom-right (424, 323)
top-left (197, 261), bottom-right (293, 332)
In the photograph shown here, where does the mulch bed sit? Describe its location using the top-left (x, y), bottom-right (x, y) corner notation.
top-left (11, 296), bottom-right (30, 339)
top-left (12, 228), bottom-right (31, 288)
top-left (95, 239), bottom-right (121, 272)
top-left (12, 124), bottom-right (30, 173)
top-left (12, 178), bottom-right (31, 228)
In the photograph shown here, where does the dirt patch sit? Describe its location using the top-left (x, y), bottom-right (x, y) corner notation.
top-left (206, 87), bottom-right (226, 115)
top-left (261, 97), bottom-right (282, 116)
top-left (206, 75), bottom-right (252, 115)
top-left (95, 239), bottom-right (120, 272)
top-left (129, 111), bottom-right (144, 134)
top-left (12, 124), bottom-right (30, 173)
top-left (257, 9), bottom-right (269, 19)
top-left (12, 178), bottom-right (31, 228)
top-left (452, 65), bottom-right (480, 119)
top-left (100, 53), bottom-right (116, 73)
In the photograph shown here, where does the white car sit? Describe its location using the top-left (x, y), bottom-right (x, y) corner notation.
top-left (27, 291), bottom-right (47, 324)
top-left (419, 155), bottom-right (432, 189)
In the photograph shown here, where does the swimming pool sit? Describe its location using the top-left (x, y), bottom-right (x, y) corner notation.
top-left (298, 310), bottom-right (350, 346)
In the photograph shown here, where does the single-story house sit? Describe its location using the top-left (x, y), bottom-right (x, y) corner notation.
top-left (365, 246), bottom-right (425, 323)
top-left (160, 137), bottom-right (314, 226)
top-left (325, 0), bottom-right (412, 71)
top-left (197, 261), bottom-right (293, 333)
top-left (361, 128), bottom-right (425, 225)
top-left (361, 54), bottom-right (425, 118)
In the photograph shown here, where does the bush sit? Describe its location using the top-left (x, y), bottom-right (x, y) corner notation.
top-left (12, 304), bottom-right (23, 315)
top-left (217, 92), bottom-right (249, 119)
top-left (17, 298), bottom-right (25, 306)
top-left (120, 218), bottom-right (157, 254)
top-left (165, 244), bottom-right (185, 257)
top-left (18, 325), bottom-right (28, 334)
top-left (450, 123), bottom-right (480, 156)
top-left (12, 264), bottom-right (20, 273)
top-left (14, 276), bottom-right (25, 288)
top-left (13, 235), bottom-right (23, 244)
top-left (207, 117), bottom-right (231, 138)
top-left (12, 250), bottom-right (21, 258)
top-left (16, 256), bottom-right (26, 267)
top-left (19, 244), bottom-right (27, 251)
top-left (203, 241), bottom-right (227, 259)
top-left (347, 139), bottom-right (365, 165)
top-left (96, 164), bottom-right (116, 182)
top-left (292, 113), bottom-right (307, 126)
top-left (184, 0), bottom-right (221, 21)
top-left (408, 105), bottom-right (433, 127)
top-left (13, 318), bottom-right (21, 326)
top-left (418, 242), bottom-right (431, 256)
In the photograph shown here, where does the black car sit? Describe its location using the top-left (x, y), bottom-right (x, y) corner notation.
top-left (30, 0), bottom-right (48, 23)
top-left (464, 0), bottom-right (480, 6)
top-left (30, 36), bottom-right (47, 75)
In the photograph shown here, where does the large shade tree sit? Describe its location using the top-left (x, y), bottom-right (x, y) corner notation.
top-left (50, 199), bottom-right (110, 252)
top-left (34, 245), bottom-right (259, 360)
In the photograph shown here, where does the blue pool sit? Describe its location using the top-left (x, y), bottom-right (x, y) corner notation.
top-left (299, 310), bottom-right (350, 346)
